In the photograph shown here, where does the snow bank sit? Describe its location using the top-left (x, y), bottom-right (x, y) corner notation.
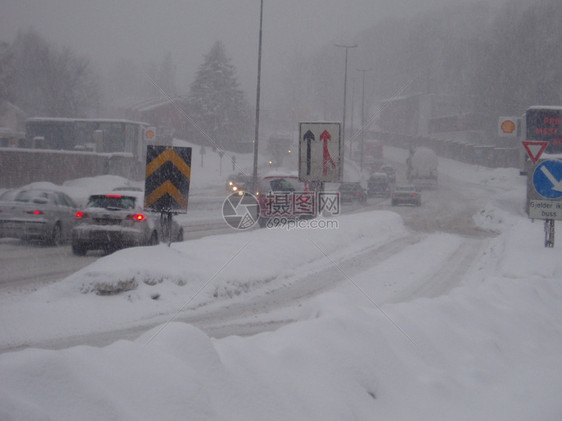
top-left (1, 249), bottom-right (561, 420)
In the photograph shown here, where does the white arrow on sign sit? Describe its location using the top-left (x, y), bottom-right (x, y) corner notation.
top-left (540, 166), bottom-right (562, 192)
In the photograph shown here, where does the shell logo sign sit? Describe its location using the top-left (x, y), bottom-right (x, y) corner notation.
top-left (498, 117), bottom-right (517, 137)
top-left (144, 127), bottom-right (156, 141)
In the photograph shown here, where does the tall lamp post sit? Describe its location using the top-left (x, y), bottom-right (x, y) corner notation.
top-left (357, 68), bottom-right (372, 172)
top-left (335, 43), bottom-right (357, 160)
top-left (252, 0), bottom-right (264, 192)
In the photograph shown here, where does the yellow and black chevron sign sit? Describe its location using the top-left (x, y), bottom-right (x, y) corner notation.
top-left (144, 145), bottom-right (191, 213)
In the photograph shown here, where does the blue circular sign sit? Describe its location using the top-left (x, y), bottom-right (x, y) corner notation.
top-left (533, 160), bottom-right (562, 199)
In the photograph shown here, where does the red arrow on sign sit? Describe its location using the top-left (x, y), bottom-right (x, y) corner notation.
top-left (522, 141), bottom-right (548, 164)
top-left (320, 130), bottom-right (336, 175)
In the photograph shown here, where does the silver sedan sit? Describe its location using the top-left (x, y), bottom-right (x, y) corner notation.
top-left (0, 188), bottom-right (78, 245)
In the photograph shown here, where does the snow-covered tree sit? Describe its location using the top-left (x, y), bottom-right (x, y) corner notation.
top-left (186, 41), bottom-right (251, 151)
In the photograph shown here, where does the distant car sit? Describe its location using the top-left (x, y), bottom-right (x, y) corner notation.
top-left (391, 184), bottom-right (421, 206)
top-left (338, 182), bottom-right (367, 204)
top-left (0, 188), bottom-right (78, 245)
top-left (379, 165), bottom-right (396, 184)
top-left (367, 173), bottom-right (391, 198)
top-left (71, 192), bottom-right (183, 255)
top-left (226, 173), bottom-right (252, 193)
top-left (257, 175), bottom-right (315, 227)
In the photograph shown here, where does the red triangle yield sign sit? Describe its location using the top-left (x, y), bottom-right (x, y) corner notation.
top-left (522, 141), bottom-right (548, 164)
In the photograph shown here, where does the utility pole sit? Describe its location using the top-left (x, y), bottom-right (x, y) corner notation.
top-left (357, 68), bottom-right (372, 172)
top-left (349, 77), bottom-right (356, 159)
top-left (335, 43), bottom-right (357, 162)
top-left (252, 0), bottom-right (264, 193)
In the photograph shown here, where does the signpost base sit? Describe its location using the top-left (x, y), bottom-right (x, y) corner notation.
top-left (544, 219), bottom-right (555, 248)
top-left (160, 211), bottom-right (173, 247)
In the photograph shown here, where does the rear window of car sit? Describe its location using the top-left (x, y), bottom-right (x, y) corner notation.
top-left (339, 183), bottom-right (360, 190)
top-left (395, 186), bottom-right (416, 192)
top-left (263, 178), bottom-right (305, 193)
top-left (14, 190), bottom-right (51, 203)
top-left (87, 195), bottom-right (136, 210)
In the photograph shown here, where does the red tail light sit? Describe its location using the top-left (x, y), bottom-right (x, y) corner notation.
top-left (106, 194), bottom-right (122, 198)
top-left (75, 211), bottom-right (88, 218)
top-left (27, 210), bottom-right (43, 215)
top-left (127, 213), bottom-right (146, 222)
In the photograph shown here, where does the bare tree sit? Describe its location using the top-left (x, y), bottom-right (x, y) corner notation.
top-left (6, 29), bottom-right (101, 117)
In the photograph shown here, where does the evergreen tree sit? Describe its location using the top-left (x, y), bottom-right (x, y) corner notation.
top-left (186, 41), bottom-right (251, 151)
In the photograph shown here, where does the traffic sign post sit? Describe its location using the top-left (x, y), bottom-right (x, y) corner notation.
top-left (144, 145), bottom-right (191, 246)
top-left (298, 122), bottom-right (342, 182)
top-left (526, 159), bottom-right (562, 247)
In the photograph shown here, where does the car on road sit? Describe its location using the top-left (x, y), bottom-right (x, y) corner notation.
top-left (367, 173), bottom-right (391, 198)
top-left (226, 173), bottom-right (252, 193)
top-left (391, 184), bottom-right (421, 207)
top-left (338, 182), bottom-right (367, 204)
top-left (0, 188), bottom-right (78, 245)
top-left (257, 175), bottom-right (315, 227)
top-left (379, 164), bottom-right (397, 184)
top-left (71, 192), bottom-right (183, 255)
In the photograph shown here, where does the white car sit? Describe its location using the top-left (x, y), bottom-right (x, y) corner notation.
top-left (0, 188), bottom-right (77, 245)
top-left (71, 192), bottom-right (183, 255)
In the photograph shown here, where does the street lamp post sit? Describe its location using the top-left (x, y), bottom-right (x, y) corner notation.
top-left (357, 68), bottom-right (372, 172)
top-left (252, 0), bottom-right (264, 192)
top-left (335, 43), bottom-right (357, 162)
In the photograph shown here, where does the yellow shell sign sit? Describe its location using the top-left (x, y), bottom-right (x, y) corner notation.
top-left (501, 119), bottom-right (516, 134)
top-left (144, 127), bottom-right (156, 141)
top-left (498, 117), bottom-right (517, 137)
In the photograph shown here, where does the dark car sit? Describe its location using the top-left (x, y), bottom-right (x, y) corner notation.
top-left (256, 176), bottom-right (315, 227)
top-left (0, 188), bottom-right (78, 245)
top-left (226, 173), bottom-right (252, 193)
top-left (379, 165), bottom-right (396, 184)
top-left (391, 184), bottom-right (421, 206)
top-left (71, 192), bottom-right (183, 255)
top-left (338, 182), bottom-right (367, 204)
top-left (367, 173), bottom-right (391, 198)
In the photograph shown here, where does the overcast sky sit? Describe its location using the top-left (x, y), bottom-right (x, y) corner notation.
top-left (1, 0), bottom-right (494, 99)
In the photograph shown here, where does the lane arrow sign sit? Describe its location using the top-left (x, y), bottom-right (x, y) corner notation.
top-left (540, 165), bottom-right (562, 192)
top-left (320, 130), bottom-right (336, 175)
top-left (523, 141), bottom-right (548, 164)
top-left (303, 130), bottom-right (315, 175)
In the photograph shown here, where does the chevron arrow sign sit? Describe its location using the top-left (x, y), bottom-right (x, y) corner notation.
top-left (144, 145), bottom-right (191, 213)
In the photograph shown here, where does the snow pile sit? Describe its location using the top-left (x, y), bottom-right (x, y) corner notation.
top-left (1, 242), bottom-right (561, 420)
top-left (68, 211), bottom-right (405, 296)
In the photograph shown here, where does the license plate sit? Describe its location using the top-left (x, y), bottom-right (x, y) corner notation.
top-left (3, 222), bottom-right (20, 230)
top-left (92, 232), bottom-right (110, 241)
